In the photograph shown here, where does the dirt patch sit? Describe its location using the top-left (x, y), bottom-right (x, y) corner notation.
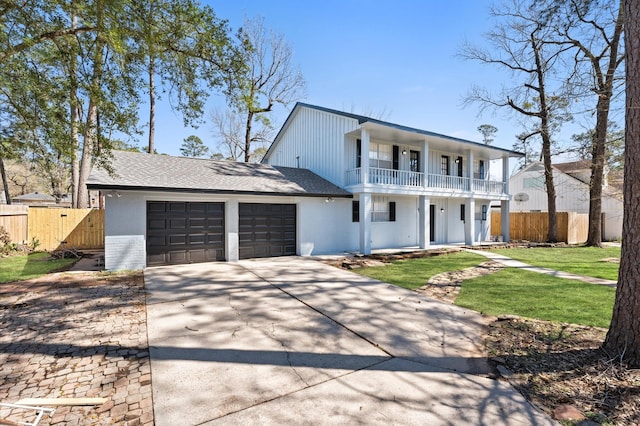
top-left (325, 248), bottom-right (463, 270)
top-left (415, 260), bottom-right (504, 303)
top-left (487, 317), bottom-right (640, 425)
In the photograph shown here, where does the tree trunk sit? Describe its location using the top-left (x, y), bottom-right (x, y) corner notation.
top-left (77, 100), bottom-right (97, 208)
top-left (541, 133), bottom-right (558, 243)
top-left (603, 0), bottom-right (640, 367)
top-left (586, 101), bottom-right (608, 247)
top-left (586, 2), bottom-right (623, 247)
top-left (0, 157), bottom-right (11, 204)
top-left (70, 11), bottom-right (80, 208)
top-left (77, 0), bottom-right (104, 209)
top-left (244, 111), bottom-right (253, 163)
top-left (148, 56), bottom-right (155, 154)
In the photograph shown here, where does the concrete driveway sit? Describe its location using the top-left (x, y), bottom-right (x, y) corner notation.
top-left (144, 257), bottom-right (555, 425)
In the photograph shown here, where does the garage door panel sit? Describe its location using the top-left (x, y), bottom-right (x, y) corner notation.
top-left (147, 201), bottom-right (225, 266)
top-left (239, 203), bottom-right (296, 260)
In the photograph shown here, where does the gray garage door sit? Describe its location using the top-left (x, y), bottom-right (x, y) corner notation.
top-left (147, 201), bottom-right (225, 266)
top-left (239, 203), bottom-right (296, 259)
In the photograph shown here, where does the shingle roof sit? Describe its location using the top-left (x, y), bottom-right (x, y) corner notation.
top-left (87, 150), bottom-right (352, 198)
top-left (554, 160), bottom-right (591, 173)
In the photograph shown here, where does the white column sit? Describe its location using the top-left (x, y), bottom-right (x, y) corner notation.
top-left (467, 149), bottom-right (474, 191)
top-left (359, 193), bottom-right (372, 254)
top-left (464, 198), bottom-right (475, 245)
top-left (502, 154), bottom-right (510, 194)
top-left (418, 195), bottom-right (430, 248)
top-left (421, 139), bottom-right (429, 188)
top-left (501, 155), bottom-right (510, 242)
top-left (225, 199), bottom-right (239, 261)
top-left (361, 127), bottom-right (370, 185)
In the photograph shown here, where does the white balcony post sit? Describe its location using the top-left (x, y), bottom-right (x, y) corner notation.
top-left (421, 139), bottom-right (429, 188)
top-left (467, 149), bottom-right (474, 191)
top-left (361, 127), bottom-right (370, 185)
top-left (502, 154), bottom-right (510, 194)
top-left (418, 195), bottom-right (430, 248)
top-left (359, 193), bottom-right (372, 254)
top-left (501, 154), bottom-right (511, 241)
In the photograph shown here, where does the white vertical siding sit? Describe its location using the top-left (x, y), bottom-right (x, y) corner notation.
top-left (267, 107), bottom-right (360, 186)
top-left (370, 197), bottom-right (418, 249)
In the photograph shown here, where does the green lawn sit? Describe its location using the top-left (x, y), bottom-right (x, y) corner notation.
top-left (455, 268), bottom-right (614, 328)
top-left (0, 252), bottom-right (77, 283)
top-left (490, 246), bottom-right (620, 281)
top-left (351, 250), bottom-right (615, 328)
top-left (351, 251), bottom-right (487, 290)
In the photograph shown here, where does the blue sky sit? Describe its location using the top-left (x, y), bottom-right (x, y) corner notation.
top-left (144, 0), bottom-right (592, 158)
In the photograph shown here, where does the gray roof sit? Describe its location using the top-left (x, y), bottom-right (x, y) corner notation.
top-left (13, 192), bottom-right (56, 201)
top-left (87, 150), bottom-right (351, 198)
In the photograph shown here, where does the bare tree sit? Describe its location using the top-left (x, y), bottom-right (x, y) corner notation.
top-left (224, 17), bottom-right (306, 162)
top-left (603, 0), bottom-right (640, 367)
top-left (210, 108), bottom-right (272, 161)
top-left (460, 0), bottom-right (573, 242)
top-left (540, 0), bottom-right (625, 247)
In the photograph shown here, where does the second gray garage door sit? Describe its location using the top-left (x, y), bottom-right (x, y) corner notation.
top-left (239, 203), bottom-right (296, 259)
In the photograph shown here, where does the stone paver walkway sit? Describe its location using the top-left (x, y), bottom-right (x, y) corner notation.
top-left (465, 249), bottom-right (617, 287)
top-left (0, 273), bottom-right (153, 425)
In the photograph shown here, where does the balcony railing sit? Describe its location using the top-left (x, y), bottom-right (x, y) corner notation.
top-left (346, 167), bottom-right (423, 187)
top-left (345, 167), bottom-right (506, 195)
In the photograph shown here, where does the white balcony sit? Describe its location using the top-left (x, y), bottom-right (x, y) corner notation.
top-left (345, 167), bottom-right (506, 195)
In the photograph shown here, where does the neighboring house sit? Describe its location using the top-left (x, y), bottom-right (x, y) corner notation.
top-left (262, 103), bottom-right (522, 255)
top-left (88, 103), bottom-right (523, 270)
top-left (509, 161), bottom-right (623, 240)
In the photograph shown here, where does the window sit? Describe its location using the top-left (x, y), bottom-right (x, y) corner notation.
top-left (371, 196), bottom-right (396, 222)
top-left (460, 204), bottom-right (465, 222)
top-left (356, 139), bottom-right (361, 168)
top-left (441, 155), bottom-right (450, 175)
top-left (352, 201), bottom-right (359, 222)
top-left (481, 205), bottom-right (488, 221)
top-left (369, 143), bottom-right (393, 169)
top-left (474, 160), bottom-right (486, 179)
top-left (409, 150), bottom-right (420, 172)
top-left (457, 157), bottom-right (463, 177)
top-left (523, 176), bottom-right (545, 189)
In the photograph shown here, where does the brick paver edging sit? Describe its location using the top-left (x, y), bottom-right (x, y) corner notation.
top-left (0, 272), bottom-right (153, 425)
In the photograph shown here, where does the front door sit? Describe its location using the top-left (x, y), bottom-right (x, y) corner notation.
top-left (429, 204), bottom-right (435, 242)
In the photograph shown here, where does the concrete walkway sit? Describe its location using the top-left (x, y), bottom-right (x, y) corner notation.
top-left (144, 257), bottom-right (556, 425)
top-left (465, 249), bottom-right (617, 287)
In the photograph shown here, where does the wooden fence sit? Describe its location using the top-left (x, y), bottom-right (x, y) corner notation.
top-left (0, 205), bottom-right (104, 250)
top-left (0, 205), bottom-right (29, 242)
top-left (28, 208), bottom-right (105, 250)
top-left (491, 211), bottom-right (588, 244)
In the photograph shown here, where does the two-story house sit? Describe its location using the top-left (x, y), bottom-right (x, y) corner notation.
top-left (88, 103), bottom-right (522, 270)
top-left (262, 103), bottom-right (522, 255)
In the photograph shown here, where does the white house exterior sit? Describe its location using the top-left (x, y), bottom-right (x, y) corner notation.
top-left (262, 103), bottom-right (523, 254)
top-left (88, 104), bottom-right (523, 271)
top-left (510, 161), bottom-right (623, 240)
